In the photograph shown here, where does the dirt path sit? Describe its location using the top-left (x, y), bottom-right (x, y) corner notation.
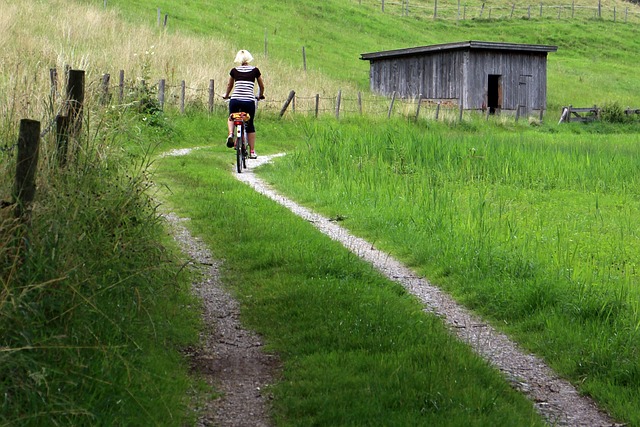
top-left (164, 149), bottom-right (619, 426)
top-left (165, 213), bottom-right (278, 427)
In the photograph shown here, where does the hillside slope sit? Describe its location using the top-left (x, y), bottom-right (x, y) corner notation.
top-left (89, 0), bottom-right (640, 110)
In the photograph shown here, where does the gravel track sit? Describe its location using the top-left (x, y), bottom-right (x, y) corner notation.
top-left (164, 149), bottom-right (620, 426)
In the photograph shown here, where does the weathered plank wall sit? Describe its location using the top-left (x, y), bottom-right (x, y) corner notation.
top-left (465, 50), bottom-right (548, 111)
top-left (369, 48), bottom-right (549, 112)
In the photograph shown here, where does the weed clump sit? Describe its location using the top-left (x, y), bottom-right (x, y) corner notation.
top-left (601, 101), bottom-right (630, 124)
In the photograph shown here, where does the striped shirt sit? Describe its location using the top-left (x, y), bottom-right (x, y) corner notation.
top-left (230, 66), bottom-right (261, 101)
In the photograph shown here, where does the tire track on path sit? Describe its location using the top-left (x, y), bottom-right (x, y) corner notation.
top-left (236, 153), bottom-right (618, 427)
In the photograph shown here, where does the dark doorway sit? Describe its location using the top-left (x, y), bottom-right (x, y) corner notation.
top-left (487, 74), bottom-right (502, 114)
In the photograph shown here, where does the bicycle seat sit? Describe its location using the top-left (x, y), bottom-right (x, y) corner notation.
top-left (229, 112), bottom-right (251, 121)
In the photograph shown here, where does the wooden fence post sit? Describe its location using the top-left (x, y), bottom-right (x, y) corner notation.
top-left (101, 73), bottom-right (111, 105)
top-left (572, 0), bottom-right (575, 18)
top-left (415, 94), bottom-right (423, 121)
top-left (118, 70), bottom-right (125, 103)
top-left (208, 79), bottom-right (215, 113)
top-left (302, 46), bottom-right (307, 72)
top-left (434, 0), bottom-right (438, 18)
top-left (49, 68), bottom-right (58, 104)
top-left (180, 80), bottom-right (186, 114)
top-left (315, 94), bottom-right (320, 118)
top-left (387, 91), bottom-right (396, 119)
top-left (435, 102), bottom-right (441, 120)
top-left (598, 0), bottom-right (601, 18)
top-left (264, 28), bottom-right (268, 58)
top-left (382, 0), bottom-right (385, 12)
top-left (279, 90), bottom-right (296, 117)
top-left (515, 105), bottom-right (521, 122)
top-left (157, 8), bottom-right (161, 26)
top-left (13, 119), bottom-right (41, 220)
top-left (66, 69), bottom-right (84, 138)
top-left (458, 100), bottom-right (464, 122)
top-left (358, 91), bottom-right (363, 115)
top-left (335, 90), bottom-right (342, 119)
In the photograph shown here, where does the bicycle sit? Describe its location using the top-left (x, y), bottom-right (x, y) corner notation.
top-left (229, 111), bottom-right (250, 173)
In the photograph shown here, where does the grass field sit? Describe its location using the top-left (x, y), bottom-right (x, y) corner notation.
top-left (257, 115), bottom-right (640, 424)
top-left (2, 0), bottom-right (640, 425)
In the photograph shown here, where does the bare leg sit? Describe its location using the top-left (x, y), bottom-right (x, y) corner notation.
top-left (227, 118), bottom-right (233, 135)
top-left (248, 132), bottom-right (256, 152)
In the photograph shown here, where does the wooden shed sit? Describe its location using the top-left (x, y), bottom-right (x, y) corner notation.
top-left (360, 41), bottom-right (557, 115)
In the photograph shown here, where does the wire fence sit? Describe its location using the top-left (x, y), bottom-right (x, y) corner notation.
top-left (360, 0), bottom-right (640, 23)
top-left (2, 66), bottom-right (553, 162)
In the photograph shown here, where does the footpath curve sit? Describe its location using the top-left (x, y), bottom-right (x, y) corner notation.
top-left (235, 153), bottom-right (618, 427)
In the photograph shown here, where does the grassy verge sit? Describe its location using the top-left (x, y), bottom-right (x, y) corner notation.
top-left (1, 108), bottom-right (200, 426)
top-left (154, 112), bottom-right (546, 426)
top-left (258, 115), bottom-right (640, 425)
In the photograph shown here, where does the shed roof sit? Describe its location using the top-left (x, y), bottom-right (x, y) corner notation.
top-left (360, 40), bottom-right (558, 61)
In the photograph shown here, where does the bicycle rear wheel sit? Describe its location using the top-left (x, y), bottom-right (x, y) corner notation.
top-left (241, 139), bottom-right (248, 169)
top-left (236, 139), bottom-right (242, 173)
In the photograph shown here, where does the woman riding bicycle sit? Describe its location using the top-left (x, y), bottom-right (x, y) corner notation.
top-left (223, 49), bottom-right (265, 159)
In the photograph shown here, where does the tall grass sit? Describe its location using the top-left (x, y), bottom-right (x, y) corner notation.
top-left (259, 116), bottom-right (640, 425)
top-left (1, 90), bottom-right (201, 425)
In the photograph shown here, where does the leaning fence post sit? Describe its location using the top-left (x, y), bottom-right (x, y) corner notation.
top-left (279, 90), bottom-right (296, 117)
top-left (387, 91), bottom-right (396, 119)
top-left (13, 119), bottom-right (41, 220)
top-left (208, 79), bottom-right (215, 113)
top-left (335, 89), bottom-right (342, 119)
top-left (358, 91), bottom-right (363, 115)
